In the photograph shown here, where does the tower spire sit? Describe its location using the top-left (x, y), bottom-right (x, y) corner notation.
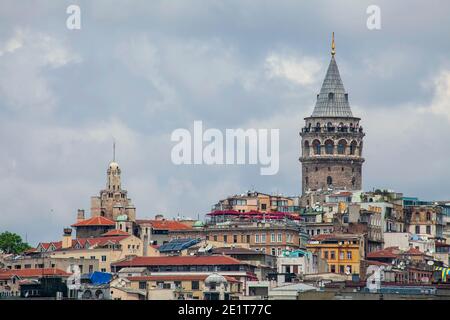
top-left (113, 140), bottom-right (116, 162)
top-left (331, 32), bottom-right (336, 56)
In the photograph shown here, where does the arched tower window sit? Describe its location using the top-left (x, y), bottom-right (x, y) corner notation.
top-left (327, 122), bottom-right (334, 132)
top-left (337, 139), bottom-right (347, 155)
top-left (350, 141), bottom-right (357, 155)
top-left (325, 140), bottom-right (334, 155)
top-left (315, 123), bottom-right (321, 132)
top-left (328, 92), bottom-right (334, 100)
top-left (312, 140), bottom-right (321, 155)
top-left (327, 176), bottom-right (333, 186)
top-left (304, 140), bottom-right (310, 156)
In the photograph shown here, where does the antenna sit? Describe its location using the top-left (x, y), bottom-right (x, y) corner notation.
top-left (113, 139), bottom-right (116, 162)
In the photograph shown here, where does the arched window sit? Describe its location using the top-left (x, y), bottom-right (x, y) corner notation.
top-left (325, 140), bottom-right (334, 155)
top-left (327, 122), bottom-right (333, 132)
top-left (337, 139), bottom-right (347, 155)
top-left (315, 122), bottom-right (321, 132)
top-left (328, 92), bottom-right (334, 100)
top-left (313, 140), bottom-right (321, 155)
top-left (426, 212), bottom-right (431, 221)
top-left (304, 140), bottom-right (310, 156)
top-left (350, 141), bottom-right (357, 155)
top-left (327, 176), bottom-right (333, 186)
top-left (352, 177), bottom-right (356, 187)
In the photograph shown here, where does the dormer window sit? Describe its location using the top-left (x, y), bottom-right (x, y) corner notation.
top-left (328, 92), bottom-right (334, 100)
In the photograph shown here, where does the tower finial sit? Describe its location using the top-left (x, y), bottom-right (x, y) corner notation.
top-left (113, 139), bottom-right (116, 162)
top-left (331, 32), bottom-right (336, 56)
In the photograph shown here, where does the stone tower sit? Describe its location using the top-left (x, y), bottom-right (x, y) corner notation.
top-left (90, 145), bottom-right (136, 221)
top-left (300, 34), bottom-right (365, 194)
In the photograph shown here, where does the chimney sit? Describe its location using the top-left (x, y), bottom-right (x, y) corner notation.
top-left (77, 209), bottom-right (85, 222)
top-left (62, 228), bottom-right (72, 249)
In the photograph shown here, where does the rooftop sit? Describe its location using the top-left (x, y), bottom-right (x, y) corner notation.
top-left (112, 255), bottom-right (245, 267)
top-left (71, 216), bottom-right (115, 227)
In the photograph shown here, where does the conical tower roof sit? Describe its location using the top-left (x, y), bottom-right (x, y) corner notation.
top-left (311, 55), bottom-right (353, 118)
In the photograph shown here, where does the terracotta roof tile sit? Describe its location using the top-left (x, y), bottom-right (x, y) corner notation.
top-left (101, 229), bottom-right (130, 237)
top-left (0, 268), bottom-right (71, 278)
top-left (112, 255), bottom-right (244, 267)
top-left (136, 219), bottom-right (192, 231)
top-left (71, 216), bottom-right (115, 227)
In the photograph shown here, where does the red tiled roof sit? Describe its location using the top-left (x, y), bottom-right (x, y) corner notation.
top-left (309, 233), bottom-right (361, 241)
top-left (136, 219), bottom-right (192, 231)
top-left (405, 247), bottom-right (425, 256)
top-left (367, 247), bottom-right (400, 259)
top-left (101, 229), bottom-right (130, 237)
top-left (36, 235), bottom-right (130, 252)
top-left (127, 275), bottom-right (239, 283)
top-left (71, 216), bottom-right (115, 227)
top-left (0, 268), bottom-right (71, 278)
top-left (112, 255), bottom-right (244, 267)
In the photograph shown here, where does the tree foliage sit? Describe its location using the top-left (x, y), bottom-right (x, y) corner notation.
top-left (0, 231), bottom-right (31, 254)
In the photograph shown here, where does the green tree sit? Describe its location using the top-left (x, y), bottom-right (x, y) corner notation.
top-left (0, 231), bottom-right (31, 254)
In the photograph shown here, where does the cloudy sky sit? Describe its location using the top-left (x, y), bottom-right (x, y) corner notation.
top-left (0, 1), bottom-right (449, 245)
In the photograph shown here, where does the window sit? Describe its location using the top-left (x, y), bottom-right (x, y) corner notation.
top-left (337, 140), bottom-right (346, 154)
top-left (426, 225), bottom-right (431, 234)
top-left (277, 233), bottom-right (282, 242)
top-left (330, 251), bottom-right (336, 260)
top-left (246, 235), bottom-right (250, 243)
top-left (327, 176), bottom-right (333, 186)
top-left (261, 234), bottom-right (266, 243)
top-left (328, 92), bottom-right (334, 100)
top-left (271, 248), bottom-right (276, 256)
top-left (313, 140), bottom-right (321, 155)
top-left (350, 141), bottom-right (357, 155)
top-left (330, 265), bottom-right (336, 273)
top-left (426, 212), bottom-right (431, 221)
top-left (339, 251), bottom-right (344, 260)
top-left (339, 265), bottom-right (345, 274)
top-left (101, 255), bottom-right (107, 262)
top-left (261, 204), bottom-right (267, 210)
top-left (415, 225), bottom-right (420, 234)
top-left (213, 235), bottom-right (218, 242)
top-left (347, 251), bottom-right (352, 260)
top-left (271, 233), bottom-right (276, 243)
top-left (101, 268), bottom-right (106, 272)
top-left (223, 235), bottom-right (228, 243)
top-left (347, 265), bottom-right (352, 274)
top-left (192, 281), bottom-right (199, 290)
top-left (325, 140), bottom-right (334, 154)
top-left (255, 234), bottom-right (260, 243)
top-left (233, 235), bottom-right (238, 243)
top-left (324, 251), bottom-right (329, 259)
top-left (139, 281), bottom-right (147, 290)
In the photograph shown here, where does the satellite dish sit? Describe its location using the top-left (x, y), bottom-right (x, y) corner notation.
top-left (427, 260), bottom-right (434, 266)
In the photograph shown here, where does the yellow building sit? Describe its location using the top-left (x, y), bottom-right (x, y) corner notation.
top-left (306, 233), bottom-right (365, 275)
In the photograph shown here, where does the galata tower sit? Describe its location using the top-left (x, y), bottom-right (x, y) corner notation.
top-left (300, 33), bottom-right (365, 194)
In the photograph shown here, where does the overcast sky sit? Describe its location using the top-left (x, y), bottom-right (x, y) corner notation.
top-left (1, 1), bottom-right (449, 245)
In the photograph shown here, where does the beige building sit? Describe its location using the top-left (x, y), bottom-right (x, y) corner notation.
top-left (212, 191), bottom-right (298, 214)
top-left (37, 230), bottom-right (144, 273)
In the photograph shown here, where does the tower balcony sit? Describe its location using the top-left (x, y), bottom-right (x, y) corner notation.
top-left (301, 126), bottom-right (363, 134)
